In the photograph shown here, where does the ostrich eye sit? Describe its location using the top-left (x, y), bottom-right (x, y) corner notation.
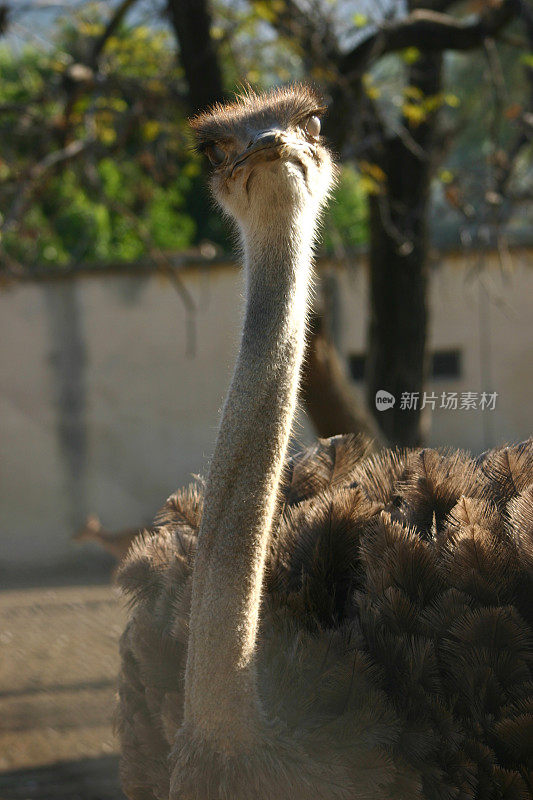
top-left (305, 115), bottom-right (321, 139)
top-left (205, 143), bottom-right (226, 166)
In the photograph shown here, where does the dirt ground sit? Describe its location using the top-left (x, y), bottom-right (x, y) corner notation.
top-left (0, 582), bottom-right (128, 799)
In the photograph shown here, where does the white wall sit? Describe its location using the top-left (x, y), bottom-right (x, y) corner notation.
top-left (336, 248), bottom-right (532, 452)
top-left (1, 251), bottom-right (531, 568)
top-left (1, 268), bottom-right (244, 567)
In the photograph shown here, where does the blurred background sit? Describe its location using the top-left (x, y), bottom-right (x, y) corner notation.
top-left (0, 0), bottom-right (531, 797)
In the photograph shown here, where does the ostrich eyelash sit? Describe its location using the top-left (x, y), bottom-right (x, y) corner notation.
top-left (196, 140), bottom-right (215, 155)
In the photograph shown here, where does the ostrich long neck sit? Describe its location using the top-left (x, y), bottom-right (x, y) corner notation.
top-left (184, 205), bottom-right (317, 743)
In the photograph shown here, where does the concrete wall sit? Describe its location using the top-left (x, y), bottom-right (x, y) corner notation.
top-left (336, 248), bottom-right (532, 452)
top-left (1, 250), bottom-right (531, 569)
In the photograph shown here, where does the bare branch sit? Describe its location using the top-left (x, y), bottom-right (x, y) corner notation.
top-left (1, 138), bottom-right (94, 234)
top-left (339, 0), bottom-right (520, 77)
top-left (301, 313), bottom-right (387, 448)
top-left (90, 0), bottom-right (139, 67)
top-left (411, 0), bottom-right (460, 10)
top-left (0, 4), bottom-right (9, 36)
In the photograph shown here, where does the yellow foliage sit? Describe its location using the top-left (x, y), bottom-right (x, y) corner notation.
top-left (131, 26), bottom-right (150, 41)
top-left (109, 98), bottom-right (127, 112)
top-left (445, 94), bottom-right (460, 108)
top-left (402, 47), bottom-right (421, 65)
top-left (424, 94), bottom-right (443, 113)
top-left (360, 161), bottom-right (386, 183)
top-left (142, 121), bottom-right (160, 142)
top-left (183, 161), bottom-right (201, 178)
top-left (363, 73), bottom-right (381, 100)
top-left (353, 13), bottom-right (368, 27)
top-left (78, 22), bottom-right (104, 36)
top-left (404, 86), bottom-right (423, 101)
top-left (50, 59), bottom-right (66, 73)
top-left (402, 102), bottom-right (426, 126)
top-left (106, 36), bottom-right (121, 52)
top-left (439, 170), bottom-right (454, 184)
top-left (359, 175), bottom-right (382, 195)
top-left (98, 126), bottom-right (117, 145)
top-left (253, 0), bottom-right (285, 22)
top-left (400, 91), bottom-right (458, 121)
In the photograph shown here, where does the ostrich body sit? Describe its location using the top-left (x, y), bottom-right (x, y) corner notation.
top-left (117, 85), bottom-right (533, 800)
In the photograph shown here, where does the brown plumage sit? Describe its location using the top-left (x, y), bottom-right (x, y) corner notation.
top-left (117, 435), bottom-right (533, 799)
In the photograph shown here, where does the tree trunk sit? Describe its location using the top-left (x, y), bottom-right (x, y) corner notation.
top-left (301, 314), bottom-right (386, 448)
top-left (166, 0), bottom-right (225, 114)
top-left (366, 51), bottom-right (442, 446)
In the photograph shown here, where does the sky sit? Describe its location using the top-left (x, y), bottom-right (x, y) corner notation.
top-left (4, 0), bottom-right (406, 55)
top-left (4, 0), bottom-right (164, 53)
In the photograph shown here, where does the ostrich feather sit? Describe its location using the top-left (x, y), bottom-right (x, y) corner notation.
top-left (280, 434), bottom-right (371, 507)
top-left (480, 441), bottom-right (533, 509)
top-left (350, 447), bottom-right (412, 506)
top-left (398, 449), bottom-right (482, 536)
top-left (154, 483), bottom-right (203, 532)
top-left (508, 485), bottom-right (533, 569)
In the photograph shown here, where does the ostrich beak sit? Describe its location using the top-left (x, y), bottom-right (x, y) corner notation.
top-left (230, 130), bottom-right (284, 176)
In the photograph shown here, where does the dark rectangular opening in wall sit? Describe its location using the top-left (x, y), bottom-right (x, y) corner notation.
top-left (348, 353), bottom-right (366, 381)
top-left (347, 349), bottom-right (462, 382)
top-left (432, 349), bottom-right (461, 379)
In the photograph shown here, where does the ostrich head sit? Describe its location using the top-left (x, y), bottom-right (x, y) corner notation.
top-left (190, 84), bottom-right (336, 233)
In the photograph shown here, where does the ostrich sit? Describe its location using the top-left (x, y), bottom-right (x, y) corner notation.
top-left (117, 85), bottom-right (533, 800)
top-left (74, 514), bottom-right (144, 562)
